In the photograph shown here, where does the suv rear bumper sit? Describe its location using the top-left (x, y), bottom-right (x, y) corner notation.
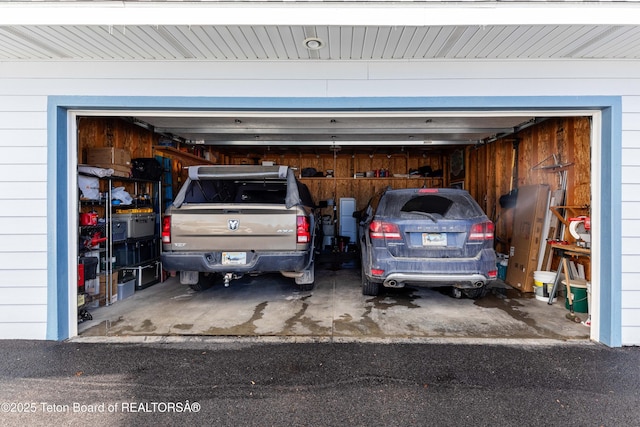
top-left (367, 248), bottom-right (497, 288)
top-left (161, 250), bottom-right (312, 274)
top-left (380, 272), bottom-right (492, 288)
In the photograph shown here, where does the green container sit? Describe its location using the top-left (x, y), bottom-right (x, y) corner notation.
top-left (564, 281), bottom-right (589, 313)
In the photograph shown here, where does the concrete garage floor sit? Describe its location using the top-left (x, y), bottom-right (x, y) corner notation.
top-left (78, 256), bottom-right (590, 342)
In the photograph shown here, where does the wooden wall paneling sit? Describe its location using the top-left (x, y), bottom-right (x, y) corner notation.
top-left (469, 145), bottom-right (484, 225)
top-left (356, 155), bottom-right (375, 175)
top-left (335, 178), bottom-right (351, 202)
top-left (351, 179), bottom-right (370, 210)
top-left (390, 153), bottom-right (408, 176)
top-left (78, 117), bottom-right (157, 162)
top-left (348, 179), bottom-right (379, 211)
top-left (304, 155), bottom-right (325, 176)
top-left (472, 146), bottom-right (490, 214)
top-left (495, 141), bottom-right (513, 254)
top-left (77, 117), bottom-right (101, 162)
top-left (466, 146), bottom-right (477, 195)
top-left (333, 155), bottom-right (349, 178)
top-left (301, 178), bottom-right (324, 205)
top-left (571, 117), bottom-right (592, 207)
top-left (407, 154), bottom-right (420, 172)
top-left (470, 116), bottom-right (591, 269)
top-left (484, 145), bottom-right (491, 202)
top-left (321, 179), bottom-right (334, 203)
top-left (491, 142), bottom-right (503, 214)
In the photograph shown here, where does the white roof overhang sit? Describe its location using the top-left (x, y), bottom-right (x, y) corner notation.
top-left (1, 2), bottom-right (640, 61)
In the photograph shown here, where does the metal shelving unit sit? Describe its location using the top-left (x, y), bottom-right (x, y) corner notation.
top-left (79, 174), bottom-right (161, 307)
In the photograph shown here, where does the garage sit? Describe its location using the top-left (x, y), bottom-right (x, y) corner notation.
top-left (2, 1), bottom-right (637, 346)
top-left (71, 106), bottom-right (595, 342)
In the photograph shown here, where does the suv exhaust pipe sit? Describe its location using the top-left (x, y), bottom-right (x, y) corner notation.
top-left (384, 279), bottom-right (404, 288)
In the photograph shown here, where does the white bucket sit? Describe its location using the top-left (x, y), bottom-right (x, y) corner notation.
top-left (534, 271), bottom-right (556, 283)
top-left (533, 271), bottom-right (557, 301)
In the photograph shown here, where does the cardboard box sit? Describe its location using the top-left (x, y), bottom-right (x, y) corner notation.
top-left (506, 184), bottom-right (550, 292)
top-left (99, 274), bottom-right (119, 305)
top-left (87, 147), bottom-right (131, 166)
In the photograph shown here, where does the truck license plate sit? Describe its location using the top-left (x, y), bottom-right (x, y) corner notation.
top-left (222, 252), bottom-right (246, 265)
top-left (422, 233), bottom-right (446, 246)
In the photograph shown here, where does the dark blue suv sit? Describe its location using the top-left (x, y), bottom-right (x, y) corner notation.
top-left (357, 187), bottom-right (497, 297)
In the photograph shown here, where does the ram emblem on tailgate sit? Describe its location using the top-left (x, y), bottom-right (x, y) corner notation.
top-left (228, 219), bottom-right (239, 231)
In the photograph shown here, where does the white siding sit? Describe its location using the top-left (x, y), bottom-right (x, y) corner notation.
top-left (0, 58), bottom-right (639, 344)
top-left (0, 88), bottom-right (47, 339)
top-left (621, 95), bottom-right (640, 346)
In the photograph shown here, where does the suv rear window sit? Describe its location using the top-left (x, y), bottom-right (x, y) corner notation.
top-left (380, 191), bottom-right (484, 220)
top-left (401, 195), bottom-right (453, 216)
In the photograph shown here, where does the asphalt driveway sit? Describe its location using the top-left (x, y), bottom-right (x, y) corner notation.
top-left (0, 339), bottom-right (638, 426)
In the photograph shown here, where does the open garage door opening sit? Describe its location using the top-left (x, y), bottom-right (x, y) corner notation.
top-left (70, 108), bottom-right (598, 343)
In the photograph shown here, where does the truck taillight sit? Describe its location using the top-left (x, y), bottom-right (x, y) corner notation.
top-left (162, 216), bottom-right (171, 243)
top-left (469, 221), bottom-right (495, 241)
top-left (297, 216), bottom-right (310, 243)
top-left (369, 221), bottom-right (402, 240)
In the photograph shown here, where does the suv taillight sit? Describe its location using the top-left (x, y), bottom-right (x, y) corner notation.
top-left (297, 216), bottom-right (310, 243)
top-left (162, 215), bottom-right (171, 244)
top-left (469, 221), bottom-right (494, 241)
top-left (369, 221), bottom-right (402, 240)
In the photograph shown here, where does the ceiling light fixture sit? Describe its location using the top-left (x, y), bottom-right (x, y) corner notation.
top-left (303, 37), bottom-right (324, 50)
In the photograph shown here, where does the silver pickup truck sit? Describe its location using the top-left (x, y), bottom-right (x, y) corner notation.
top-left (161, 165), bottom-right (317, 291)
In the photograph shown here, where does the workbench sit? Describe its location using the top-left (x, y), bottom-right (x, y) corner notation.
top-left (547, 244), bottom-right (591, 305)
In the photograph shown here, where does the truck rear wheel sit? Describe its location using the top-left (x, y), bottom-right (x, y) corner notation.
top-left (181, 271), bottom-right (216, 292)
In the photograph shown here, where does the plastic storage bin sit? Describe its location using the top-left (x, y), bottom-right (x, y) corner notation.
top-left (117, 279), bottom-right (135, 301)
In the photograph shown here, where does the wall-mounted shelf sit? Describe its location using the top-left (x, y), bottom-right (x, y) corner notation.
top-left (153, 146), bottom-right (216, 165)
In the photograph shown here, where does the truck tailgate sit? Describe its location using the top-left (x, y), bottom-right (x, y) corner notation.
top-left (169, 205), bottom-right (300, 251)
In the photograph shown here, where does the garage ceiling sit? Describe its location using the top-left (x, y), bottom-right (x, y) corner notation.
top-left (125, 112), bottom-right (540, 156)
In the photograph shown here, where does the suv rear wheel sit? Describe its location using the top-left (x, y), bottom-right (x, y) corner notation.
top-left (463, 285), bottom-right (488, 299)
top-left (361, 265), bottom-right (380, 296)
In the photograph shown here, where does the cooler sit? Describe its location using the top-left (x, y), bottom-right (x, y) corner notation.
top-left (112, 213), bottom-right (156, 239)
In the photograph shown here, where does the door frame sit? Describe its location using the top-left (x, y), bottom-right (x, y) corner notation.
top-left (46, 95), bottom-right (621, 345)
